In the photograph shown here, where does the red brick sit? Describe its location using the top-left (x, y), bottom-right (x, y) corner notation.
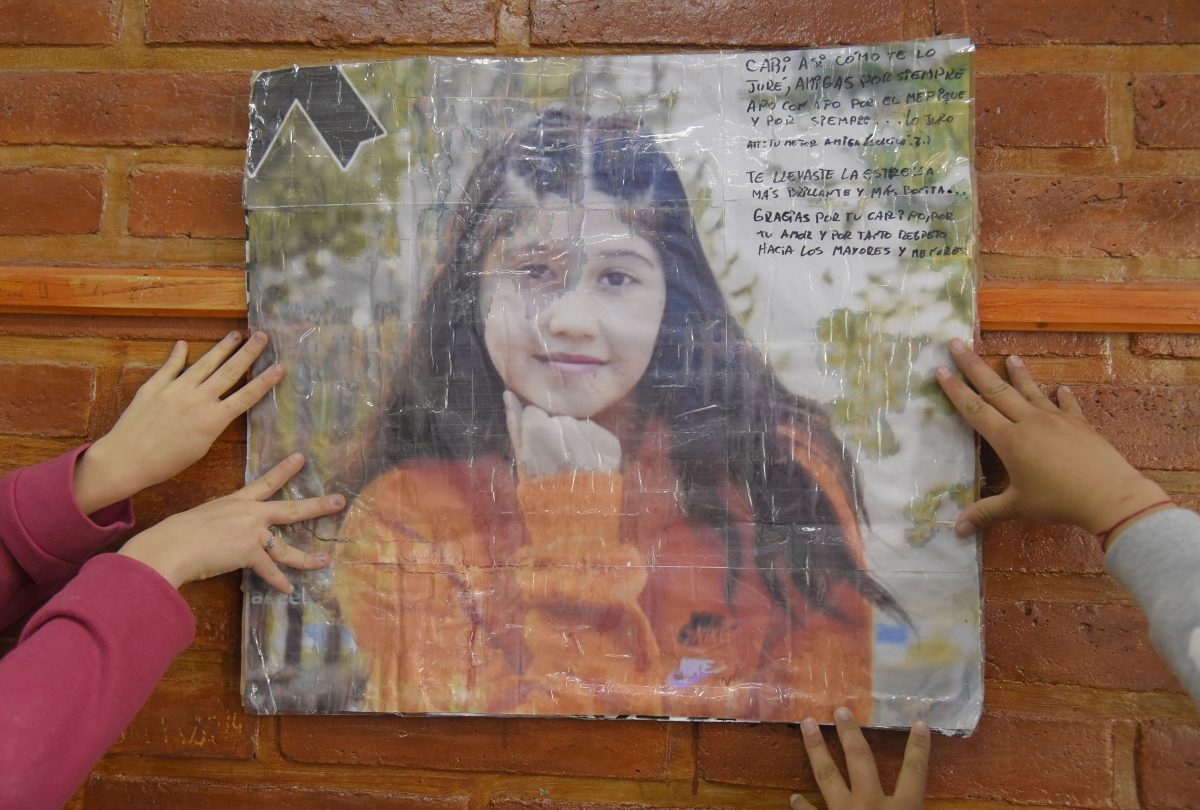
top-left (113, 658), bottom-right (256, 758)
top-left (1136, 75), bottom-right (1200, 148)
top-left (531, 0), bottom-right (931, 45)
top-left (280, 716), bottom-right (671, 779)
top-left (0, 0), bottom-right (119, 45)
top-left (146, 0), bottom-right (494, 44)
top-left (977, 331), bottom-right (1108, 358)
top-left (180, 575), bottom-right (241, 652)
top-left (929, 714), bottom-right (1119, 805)
top-left (128, 167), bottom-right (244, 239)
top-left (977, 75), bottom-right (1108, 147)
top-left (698, 721), bottom-right (899, 791)
top-left (0, 167), bottom-right (104, 236)
top-left (698, 714), bottom-right (1118, 805)
top-left (493, 801), bottom-right (687, 810)
top-left (86, 776), bottom-right (470, 810)
top-left (982, 521), bottom-right (1105, 574)
top-left (130, 443), bottom-right (244, 528)
top-left (1138, 721), bottom-right (1200, 809)
top-left (1072, 385), bottom-right (1200, 470)
top-left (105, 364), bottom-right (244, 448)
top-left (1132, 333), bottom-right (1200, 359)
top-left (0, 363), bottom-right (94, 437)
top-left (986, 599), bottom-right (1184, 692)
top-left (935, 0), bottom-right (1200, 44)
top-left (980, 176), bottom-right (1200, 259)
top-left (0, 73), bottom-right (248, 147)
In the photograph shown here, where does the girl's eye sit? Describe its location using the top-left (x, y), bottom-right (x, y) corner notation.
top-left (600, 270), bottom-right (636, 288)
top-left (513, 262), bottom-right (554, 288)
top-left (519, 263), bottom-right (553, 282)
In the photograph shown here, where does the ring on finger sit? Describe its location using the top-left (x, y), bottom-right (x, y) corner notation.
top-left (263, 528), bottom-right (279, 553)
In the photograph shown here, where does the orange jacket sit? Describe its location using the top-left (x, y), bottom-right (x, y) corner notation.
top-left (333, 423), bottom-right (873, 721)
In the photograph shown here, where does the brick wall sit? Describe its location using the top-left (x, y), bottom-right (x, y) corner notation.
top-left (1, 1), bottom-right (1197, 808)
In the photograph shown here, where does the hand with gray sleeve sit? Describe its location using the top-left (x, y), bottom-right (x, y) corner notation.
top-left (936, 339), bottom-right (1200, 705)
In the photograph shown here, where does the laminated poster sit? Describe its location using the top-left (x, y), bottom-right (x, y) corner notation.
top-left (241, 37), bottom-right (981, 733)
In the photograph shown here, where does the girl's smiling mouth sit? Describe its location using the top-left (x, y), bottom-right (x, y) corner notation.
top-left (537, 353), bottom-right (607, 373)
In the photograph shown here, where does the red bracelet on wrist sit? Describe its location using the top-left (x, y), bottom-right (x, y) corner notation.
top-left (1095, 499), bottom-right (1177, 551)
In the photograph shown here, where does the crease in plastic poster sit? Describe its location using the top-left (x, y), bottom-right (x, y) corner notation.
top-left (241, 37), bottom-right (981, 733)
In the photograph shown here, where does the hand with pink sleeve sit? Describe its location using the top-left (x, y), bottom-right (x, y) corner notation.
top-left (72, 330), bottom-right (283, 515)
top-left (68, 331), bottom-right (342, 592)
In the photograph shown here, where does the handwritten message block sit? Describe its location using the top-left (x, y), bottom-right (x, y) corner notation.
top-left (719, 41), bottom-right (973, 269)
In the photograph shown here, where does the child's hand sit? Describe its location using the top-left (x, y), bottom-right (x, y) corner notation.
top-left (936, 339), bottom-right (1169, 537)
top-left (793, 708), bottom-right (929, 810)
top-left (74, 332), bottom-right (283, 514)
top-left (503, 391), bottom-right (621, 479)
top-left (118, 453), bottom-right (343, 591)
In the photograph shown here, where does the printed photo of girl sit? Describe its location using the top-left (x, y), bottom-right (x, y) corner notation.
top-left (331, 108), bottom-right (908, 721)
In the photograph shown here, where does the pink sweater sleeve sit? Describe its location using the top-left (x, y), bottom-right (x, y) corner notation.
top-left (0, 445), bottom-right (135, 630)
top-left (0, 554), bottom-right (195, 810)
top-left (0, 448), bottom-right (196, 808)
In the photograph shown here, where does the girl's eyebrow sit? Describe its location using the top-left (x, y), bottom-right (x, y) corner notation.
top-left (501, 241), bottom-right (558, 260)
top-left (595, 248), bottom-right (656, 267)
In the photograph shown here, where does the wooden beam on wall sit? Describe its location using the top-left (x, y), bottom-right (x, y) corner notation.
top-left (977, 280), bottom-right (1200, 334)
top-left (0, 267), bottom-right (246, 319)
top-left (1, 266), bottom-right (1199, 333)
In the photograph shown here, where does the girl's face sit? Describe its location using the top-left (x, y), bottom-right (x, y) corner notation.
top-left (478, 197), bottom-right (667, 420)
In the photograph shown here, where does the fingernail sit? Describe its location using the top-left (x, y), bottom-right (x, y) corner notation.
top-left (1059, 385), bottom-right (1071, 395)
top-left (289, 452), bottom-right (304, 463)
top-left (956, 520), bottom-right (976, 537)
top-left (914, 720), bottom-right (931, 737)
top-left (315, 554), bottom-right (329, 565)
top-left (935, 366), bottom-right (952, 381)
top-left (285, 583), bottom-right (295, 594)
top-left (270, 362), bottom-right (284, 375)
top-left (949, 337), bottom-right (966, 353)
top-left (789, 795), bottom-right (801, 809)
top-left (253, 331), bottom-right (268, 344)
top-left (174, 340), bottom-right (186, 352)
top-left (1006, 354), bottom-right (1024, 368)
top-left (800, 717), bottom-right (818, 735)
top-left (331, 495), bottom-right (345, 507)
top-left (834, 706), bottom-right (853, 722)
top-left (227, 331), bottom-right (242, 341)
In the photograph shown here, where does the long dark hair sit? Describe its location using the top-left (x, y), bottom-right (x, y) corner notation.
top-left (378, 108), bottom-right (905, 624)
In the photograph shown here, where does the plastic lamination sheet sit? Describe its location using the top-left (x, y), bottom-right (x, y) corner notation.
top-left (241, 38), bottom-right (981, 733)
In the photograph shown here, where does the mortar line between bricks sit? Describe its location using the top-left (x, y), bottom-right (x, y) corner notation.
top-left (88, 753), bottom-right (781, 804)
top-left (977, 147), bottom-right (1200, 178)
top-left (7, 42), bottom-right (1186, 73)
top-left (1109, 70), bottom-right (1138, 164)
top-left (87, 364), bottom-right (122, 443)
top-left (0, 145), bottom-right (245, 168)
top-left (1112, 721), bottom-right (1140, 810)
top-left (922, 0), bottom-right (937, 37)
top-left (975, 45), bottom-right (1200, 74)
top-left (102, 151), bottom-right (135, 239)
top-left (987, 682), bottom-right (1200, 721)
top-left (116, 0), bottom-right (144, 51)
top-left (0, 43), bottom-right (1198, 71)
top-left (0, 233), bottom-right (247, 265)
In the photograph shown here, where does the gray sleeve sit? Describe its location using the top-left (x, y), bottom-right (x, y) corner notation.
top-left (1104, 508), bottom-right (1200, 706)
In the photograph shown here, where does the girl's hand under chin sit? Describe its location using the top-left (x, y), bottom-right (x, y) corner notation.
top-left (503, 391), bottom-right (621, 479)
